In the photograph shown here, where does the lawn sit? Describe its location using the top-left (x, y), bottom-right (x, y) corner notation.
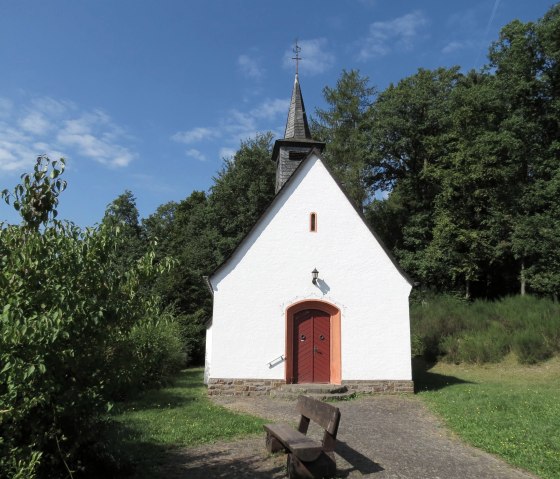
top-left (106, 368), bottom-right (266, 477)
top-left (414, 355), bottom-right (560, 479)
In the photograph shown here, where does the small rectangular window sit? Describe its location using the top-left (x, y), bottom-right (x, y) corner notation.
top-left (310, 212), bottom-right (317, 232)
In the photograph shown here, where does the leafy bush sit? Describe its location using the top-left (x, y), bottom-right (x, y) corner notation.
top-left (0, 157), bottom-right (181, 478)
top-left (127, 313), bottom-right (185, 390)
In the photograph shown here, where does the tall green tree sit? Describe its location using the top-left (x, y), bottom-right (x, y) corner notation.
top-left (102, 189), bottom-right (145, 271)
top-left (489, 7), bottom-right (560, 297)
top-left (208, 132), bottom-right (276, 262)
top-left (426, 71), bottom-right (516, 297)
top-left (365, 67), bottom-right (462, 285)
top-left (312, 69), bottom-right (376, 209)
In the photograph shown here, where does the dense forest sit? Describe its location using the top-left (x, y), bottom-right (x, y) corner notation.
top-left (1, 5), bottom-right (558, 478)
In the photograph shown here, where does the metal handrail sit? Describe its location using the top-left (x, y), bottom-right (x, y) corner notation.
top-left (267, 355), bottom-right (285, 368)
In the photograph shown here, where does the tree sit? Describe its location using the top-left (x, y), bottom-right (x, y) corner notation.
top-left (365, 67), bottom-right (462, 285)
top-left (1, 155), bottom-right (66, 231)
top-left (489, 7), bottom-right (560, 297)
top-left (102, 189), bottom-right (145, 272)
top-left (312, 69), bottom-right (376, 209)
top-left (208, 132), bottom-right (276, 262)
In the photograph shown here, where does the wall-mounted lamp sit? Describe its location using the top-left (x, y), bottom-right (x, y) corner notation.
top-left (312, 268), bottom-right (319, 284)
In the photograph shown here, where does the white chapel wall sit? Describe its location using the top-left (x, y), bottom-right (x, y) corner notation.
top-left (208, 154), bottom-right (412, 382)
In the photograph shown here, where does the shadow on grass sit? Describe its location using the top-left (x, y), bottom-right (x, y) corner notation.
top-left (87, 420), bottom-right (172, 478)
top-left (114, 390), bottom-right (198, 414)
top-left (412, 358), bottom-right (475, 393)
top-left (335, 440), bottom-right (384, 476)
top-left (100, 419), bottom-right (285, 478)
top-left (112, 370), bottom-right (204, 414)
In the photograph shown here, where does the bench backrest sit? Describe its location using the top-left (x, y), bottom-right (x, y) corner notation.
top-left (296, 395), bottom-right (341, 452)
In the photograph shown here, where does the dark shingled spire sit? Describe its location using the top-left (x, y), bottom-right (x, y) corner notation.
top-left (284, 74), bottom-right (311, 139)
top-left (271, 73), bottom-right (325, 193)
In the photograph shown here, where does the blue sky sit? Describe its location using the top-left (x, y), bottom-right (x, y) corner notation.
top-left (0, 0), bottom-right (554, 226)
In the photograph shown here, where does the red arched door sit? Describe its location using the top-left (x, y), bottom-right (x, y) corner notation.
top-left (293, 309), bottom-right (331, 383)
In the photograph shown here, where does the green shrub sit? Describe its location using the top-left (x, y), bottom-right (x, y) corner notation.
top-left (411, 294), bottom-right (560, 365)
top-left (513, 330), bottom-right (554, 364)
top-left (128, 313), bottom-right (185, 389)
top-left (0, 157), bottom-right (178, 478)
top-left (442, 325), bottom-right (509, 364)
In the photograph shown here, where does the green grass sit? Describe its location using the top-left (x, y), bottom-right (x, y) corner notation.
top-left (105, 368), bottom-right (267, 476)
top-left (415, 355), bottom-right (560, 479)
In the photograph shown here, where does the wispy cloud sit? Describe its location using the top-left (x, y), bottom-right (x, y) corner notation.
top-left (283, 38), bottom-right (335, 75)
top-left (185, 148), bottom-right (206, 162)
top-left (358, 11), bottom-right (428, 60)
top-left (57, 111), bottom-right (136, 167)
top-left (220, 98), bottom-right (289, 146)
top-left (171, 126), bottom-right (218, 144)
top-left (219, 147), bottom-right (236, 160)
top-left (238, 54), bottom-right (264, 80)
top-left (442, 40), bottom-right (475, 54)
top-left (172, 97), bottom-right (289, 162)
top-left (0, 96), bottom-right (136, 172)
top-left (476, 0), bottom-right (501, 64)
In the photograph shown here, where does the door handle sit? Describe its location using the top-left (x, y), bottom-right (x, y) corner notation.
top-left (313, 345), bottom-right (318, 353)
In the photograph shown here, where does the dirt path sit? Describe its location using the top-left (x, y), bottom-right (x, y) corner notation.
top-left (151, 395), bottom-right (538, 478)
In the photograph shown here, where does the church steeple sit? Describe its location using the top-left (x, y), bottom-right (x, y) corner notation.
top-left (272, 70), bottom-right (325, 193)
top-left (284, 74), bottom-right (312, 140)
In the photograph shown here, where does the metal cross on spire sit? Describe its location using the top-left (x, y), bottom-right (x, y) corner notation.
top-left (292, 39), bottom-right (302, 75)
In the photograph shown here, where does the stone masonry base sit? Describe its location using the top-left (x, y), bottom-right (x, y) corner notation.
top-left (207, 378), bottom-right (286, 396)
top-left (342, 379), bottom-right (414, 394)
top-left (207, 378), bottom-right (414, 396)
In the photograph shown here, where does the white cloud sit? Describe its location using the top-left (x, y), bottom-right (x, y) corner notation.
top-left (185, 148), bottom-right (206, 162)
top-left (172, 126), bottom-right (218, 144)
top-left (442, 40), bottom-right (472, 54)
top-left (0, 97), bottom-right (136, 172)
top-left (283, 38), bottom-right (335, 75)
top-left (238, 54), bottom-right (264, 80)
top-left (220, 98), bottom-right (288, 147)
top-left (19, 111), bottom-right (51, 135)
top-left (56, 111), bottom-right (136, 167)
top-left (358, 11), bottom-right (428, 60)
top-left (172, 96), bottom-right (288, 164)
top-left (219, 147), bottom-right (236, 160)
top-left (251, 98), bottom-right (290, 119)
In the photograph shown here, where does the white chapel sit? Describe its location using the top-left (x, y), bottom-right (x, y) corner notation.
top-left (204, 73), bottom-right (413, 395)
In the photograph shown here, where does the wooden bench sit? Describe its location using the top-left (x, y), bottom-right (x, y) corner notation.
top-left (264, 395), bottom-right (341, 479)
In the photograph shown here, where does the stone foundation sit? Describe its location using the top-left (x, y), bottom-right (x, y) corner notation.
top-left (207, 378), bottom-right (286, 396)
top-left (342, 380), bottom-right (414, 394)
top-left (207, 378), bottom-right (414, 396)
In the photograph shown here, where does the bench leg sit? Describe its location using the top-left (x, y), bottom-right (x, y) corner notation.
top-left (265, 432), bottom-right (285, 454)
top-left (287, 452), bottom-right (337, 479)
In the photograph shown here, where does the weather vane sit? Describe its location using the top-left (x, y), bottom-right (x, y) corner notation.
top-left (292, 39), bottom-right (302, 75)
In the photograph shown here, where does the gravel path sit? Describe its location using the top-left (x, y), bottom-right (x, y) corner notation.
top-left (151, 395), bottom-right (538, 479)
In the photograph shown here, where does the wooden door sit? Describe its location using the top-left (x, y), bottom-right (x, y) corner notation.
top-left (294, 309), bottom-right (331, 383)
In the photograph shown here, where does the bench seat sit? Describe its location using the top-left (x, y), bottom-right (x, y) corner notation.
top-left (263, 423), bottom-right (323, 462)
top-left (264, 396), bottom-right (341, 478)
